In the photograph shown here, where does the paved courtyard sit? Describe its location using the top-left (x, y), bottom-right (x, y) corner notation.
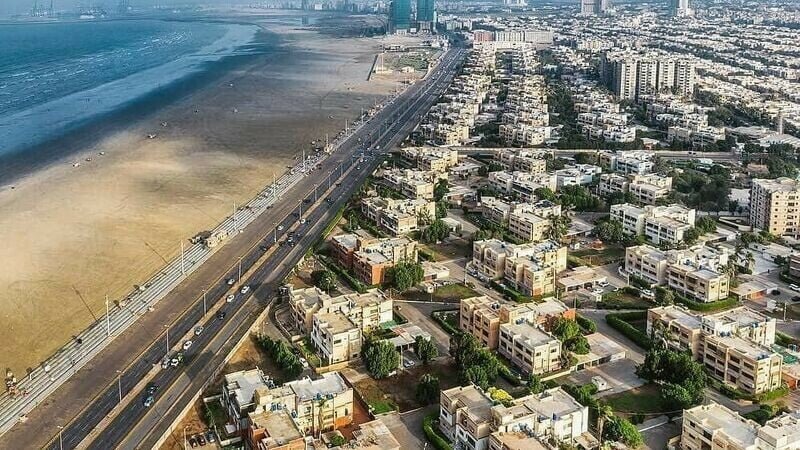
top-left (563, 358), bottom-right (645, 397)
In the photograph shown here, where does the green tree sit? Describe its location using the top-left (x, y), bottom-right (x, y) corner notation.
top-left (547, 215), bottom-right (572, 242)
top-left (463, 365), bottom-right (490, 390)
top-left (534, 187), bottom-right (558, 202)
top-left (552, 317), bottom-right (590, 355)
top-left (637, 348), bottom-right (706, 408)
top-left (435, 200), bottom-right (449, 219)
top-left (487, 387), bottom-right (514, 406)
top-left (434, 179), bottom-right (449, 201)
top-left (416, 374), bottom-right (440, 405)
top-left (361, 339), bottom-right (400, 379)
top-left (421, 219), bottom-right (450, 243)
top-left (573, 152), bottom-right (596, 164)
top-left (604, 416), bottom-right (643, 448)
top-left (386, 259), bottom-right (424, 291)
top-left (559, 185), bottom-right (603, 211)
top-left (597, 403), bottom-right (613, 445)
top-left (328, 435), bottom-right (347, 446)
top-left (311, 269), bottom-right (336, 293)
top-left (695, 216), bottom-right (717, 234)
top-left (527, 374), bottom-right (545, 394)
top-left (594, 219), bottom-right (625, 243)
top-left (414, 336), bottom-right (439, 364)
top-left (450, 332), bottom-right (500, 388)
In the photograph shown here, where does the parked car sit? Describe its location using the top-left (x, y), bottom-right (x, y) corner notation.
top-left (205, 431), bottom-right (216, 443)
top-left (143, 395), bottom-right (155, 407)
top-left (791, 284), bottom-right (800, 292)
top-left (196, 434), bottom-right (206, 446)
top-left (188, 437), bottom-right (198, 447)
top-left (277, 225), bottom-right (284, 231)
top-left (226, 278), bottom-right (235, 286)
top-left (145, 383), bottom-right (158, 395)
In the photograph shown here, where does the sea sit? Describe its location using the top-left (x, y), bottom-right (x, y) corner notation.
top-left (0, 18), bottom-right (260, 174)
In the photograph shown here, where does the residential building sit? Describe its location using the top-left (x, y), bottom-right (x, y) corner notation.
top-left (246, 409), bottom-right (305, 450)
top-left (750, 178), bottom-right (800, 237)
top-left (498, 321), bottom-right (561, 375)
top-left (487, 171), bottom-right (558, 202)
top-left (628, 174), bottom-right (672, 204)
top-left (400, 147), bottom-right (458, 173)
top-left (702, 334), bottom-right (783, 394)
top-left (625, 244), bottom-right (730, 302)
top-left (460, 296), bottom-right (574, 350)
top-left (554, 164), bottom-right (602, 188)
top-left (647, 305), bottom-right (704, 356)
top-left (342, 236), bottom-right (417, 285)
top-left (311, 312), bottom-right (363, 365)
top-left (361, 197), bottom-right (436, 235)
top-left (288, 287), bottom-right (392, 334)
top-left (439, 385), bottom-right (495, 450)
top-left (598, 150), bottom-right (655, 174)
top-left (380, 168), bottom-right (436, 200)
top-left (491, 388), bottom-right (589, 442)
top-left (495, 150), bottom-right (549, 174)
top-left (349, 420), bottom-right (402, 450)
top-left (681, 403), bottom-right (760, 450)
top-left (610, 203), bottom-right (696, 245)
top-left (503, 241), bottom-right (568, 297)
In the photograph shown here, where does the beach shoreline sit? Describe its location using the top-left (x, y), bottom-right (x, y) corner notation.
top-left (0, 10), bottom-right (404, 376)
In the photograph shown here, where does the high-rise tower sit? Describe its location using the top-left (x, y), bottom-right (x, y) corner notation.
top-left (390, 0), bottom-right (411, 33)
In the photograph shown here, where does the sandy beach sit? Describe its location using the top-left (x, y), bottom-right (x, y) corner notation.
top-left (0, 11), bottom-right (414, 376)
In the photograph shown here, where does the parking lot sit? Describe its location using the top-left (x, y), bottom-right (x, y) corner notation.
top-left (562, 358), bottom-right (645, 398)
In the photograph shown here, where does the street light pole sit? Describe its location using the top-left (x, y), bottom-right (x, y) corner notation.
top-left (116, 370), bottom-right (122, 403)
top-left (105, 294), bottom-right (110, 337)
top-left (183, 426), bottom-right (190, 450)
top-left (202, 290), bottom-right (207, 315)
top-left (57, 426), bottom-right (63, 450)
top-left (165, 325), bottom-right (170, 356)
top-left (238, 257), bottom-right (243, 282)
top-left (274, 223), bottom-right (278, 243)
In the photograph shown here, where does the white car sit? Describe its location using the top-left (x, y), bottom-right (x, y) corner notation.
top-left (277, 225), bottom-right (284, 231)
top-left (194, 326), bottom-right (204, 336)
top-left (597, 280), bottom-right (609, 287)
top-left (226, 294), bottom-right (235, 303)
top-left (641, 289), bottom-right (655, 299)
top-left (226, 278), bottom-right (235, 286)
top-left (182, 340), bottom-right (193, 351)
top-left (240, 286), bottom-right (250, 294)
top-left (300, 218), bottom-right (307, 224)
top-left (791, 284), bottom-right (800, 292)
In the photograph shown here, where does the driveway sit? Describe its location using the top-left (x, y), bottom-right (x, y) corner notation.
top-left (579, 310), bottom-right (646, 364)
top-left (563, 358), bottom-right (645, 397)
top-left (395, 301), bottom-right (456, 356)
top-left (380, 406), bottom-right (437, 449)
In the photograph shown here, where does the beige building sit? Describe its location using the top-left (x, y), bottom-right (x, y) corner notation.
top-left (750, 178), bottom-right (800, 237)
top-left (460, 296), bottom-right (574, 350)
top-left (440, 386), bottom-right (590, 450)
top-left (311, 312), bottom-right (363, 365)
top-left (361, 197), bottom-right (436, 236)
top-left (495, 149), bottom-right (549, 174)
top-left (503, 241), bottom-right (568, 297)
top-left (628, 174), bottom-right (673, 204)
top-left (498, 322), bottom-right (561, 375)
top-left (682, 403), bottom-right (800, 450)
top-left (345, 236), bottom-right (417, 285)
top-left (400, 147), bottom-right (459, 173)
top-left (380, 168), bottom-right (436, 200)
top-left (625, 244), bottom-right (730, 302)
top-left (288, 287), bottom-right (393, 335)
top-left (610, 203), bottom-right (696, 245)
top-left (647, 305), bottom-right (704, 357)
top-left (506, 200), bottom-right (562, 243)
top-left (702, 333), bottom-right (783, 395)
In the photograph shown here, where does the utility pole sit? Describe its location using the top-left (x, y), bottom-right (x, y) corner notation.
top-left (180, 240), bottom-right (185, 275)
top-left (202, 290), bottom-right (207, 315)
top-left (232, 202), bottom-right (237, 230)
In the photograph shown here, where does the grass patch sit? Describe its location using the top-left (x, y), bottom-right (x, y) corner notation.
top-left (354, 378), bottom-right (398, 415)
top-left (605, 384), bottom-right (666, 414)
top-left (571, 246), bottom-right (625, 266)
top-left (418, 240), bottom-right (471, 261)
top-left (599, 290), bottom-right (651, 310)
top-left (401, 283), bottom-right (479, 303)
top-left (431, 310), bottom-right (460, 335)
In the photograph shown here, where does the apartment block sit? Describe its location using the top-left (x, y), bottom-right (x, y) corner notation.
top-left (339, 235), bottom-right (417, 285)
top-left (498, 321), bottom-right (561, 375)
top-left (361, 197), bottom-right (436, 236)
top-left (554, 164), bottom-right (602, 188)
top-left (610, 203), bottom-right (696, 245)
top-left (441, 386), bottom-right (589, 450)
top-left (625, 244), bottom-right (730, 302)
top-left (379, 168), bottom-right (436, 200)
top-left (494, 149), bottom-right (549, 174)
top-left (491, 388), bottom-right (589, 442)
top-left (503, 241), bottom-right (568, 297)
top-left (750, 178), bottom-right (800, 237)
top-left (288, 286), bottom-right (392, 334)
top-left (628, 174), bottom-right (673, 204)
top-left (439, 385), bottom-right (495, 450)
top-left (701, 307), bottom-right (777, 347)
top-left (311, 312), bottom-right (363, 365)
top-left (459, 296), bottom-right (574, 350)
top-left (682, 402), bottom-right (800, 450)
top-left (507, 209), bottom-right (549, 243)
top-left (647, 305), bottom-right (704, 357)
top-left (703, 333), bottom-right (783, 395)
top-left (400, 147), bottom-right (459, 173)
top-left (598, 150), bottom-right (654, 174)
top-left (223, 369), bottom-right (353, 436)
top-left (487, 171), bottom-right (557, 202)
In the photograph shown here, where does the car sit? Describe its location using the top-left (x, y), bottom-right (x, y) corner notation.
top-left (240, 286), bottom-right (250, 294)
top-left (641, 289), bottom-right (655, 299)
top-left (403, 359), bottom-right (415, 368)
top-left (183, 340), bottom-right (193, 351)
top-left (143, 394), bottom-right (154, 407)
top-left (303, 198), bottom-right (312, 204)
top-left (793, 296), bottom-right (800, 302)
top-left (217, 311), bottom-right (227, 320)
top-left (170, 358), bottom-right (180, 367)
top-left (226, 294), bottom-right (235, 303)
top-left (326, 198), bottom-right (333, 203)
top-left (300, 218), bottom-right (307, 224)
top-left (196, 434), bottom-right (206, 445)
top-left (194, 326), bottom-right (204, 336)
top-left (259, 245), bottom-right (269, 251)
top-left (597, 280), bottom-right (609, 288)
top-left (791, 284), bottom-right (800, 292)
top-left (277, 225), bottom-right (284, 231)
top-left (205, 431), bottom-right (216, 443)
top-left (226, 278), bottom-right (235, 286)
top-left (188, 437), bottom-right (198, 447)
top-left (145, 383), bottom-right (159, 395)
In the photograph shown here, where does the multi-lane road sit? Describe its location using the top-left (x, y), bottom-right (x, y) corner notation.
top-left (7, 45), bottom-right (465, 450)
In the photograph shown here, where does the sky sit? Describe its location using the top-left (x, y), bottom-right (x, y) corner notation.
top-left (0, 0), bottom-right (234, 16)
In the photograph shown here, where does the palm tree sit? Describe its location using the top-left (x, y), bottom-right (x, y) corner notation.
top-left (597, 403), bottom-right (613, 444)
top-left (547, 215), bottom-right (572, 242)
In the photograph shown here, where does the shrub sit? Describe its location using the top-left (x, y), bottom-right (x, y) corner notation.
top-left (576, 315), bottom-right (597, 334)
top-left (757, 385), bottom-right (789, 403)
top-left (431, 310), bottom-right (459, 335)
top-left (606, 312), bottom-right (652, 349)
top-left (673, 295), bottom-right (739, 312)
top-left (422, 413), bottom-right (453, 450)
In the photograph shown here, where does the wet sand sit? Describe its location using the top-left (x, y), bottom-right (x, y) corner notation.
top-left (0, 11), bottom-right (405, 376)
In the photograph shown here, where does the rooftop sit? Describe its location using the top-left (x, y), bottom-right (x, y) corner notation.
top-left (500, 322), bottom-right (558, 347)
top-left (248, 409), bottom-right (303, 447)
top-left (650, 305), bottom-right (702, 330)
top-left (224, 368), bottom-right (271, 409)
top-left (706, 333), bottom-right (778, 360)
top-left (761, 412), bottom-right (800, 446)
top-left (489, 432), bottom-right (548, 450)
top-left (686, 403), bottom-right (759, 447)
top-left (442, 385), bottom-right (494, 423)
top-left (287, 372), bottom-right (349, 402)
top-left (315, 312), bottom-right (357, 334)
top-left (350, 420), bottom-right (402, 450)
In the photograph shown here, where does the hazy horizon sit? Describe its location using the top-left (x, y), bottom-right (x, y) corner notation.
top-left (0, 0), bottom-right (242, 16)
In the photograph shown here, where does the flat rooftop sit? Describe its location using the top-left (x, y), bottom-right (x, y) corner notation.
top-left (762, 412), bottom-right (800, 445)
top-left (287, 372), bottom-right (349, 402)
top-left (248, 409), bottom-right (303, 446)
top-left (490, 432), bottom-right (548, 450)
top-left (315, 312), bottom-right (357, 334)
top-left (443, 385), bottom-right (494, 423)
top-left (500, 322), bottom-right (558, 347)
top-left (651, 305), bottom-right (702, 330)
top-left (224, 368), bottom-right (270, 408)
top-left (686, 403), bottom-right (758, 447)
top-left (707, 334), bottom-right (777, 360)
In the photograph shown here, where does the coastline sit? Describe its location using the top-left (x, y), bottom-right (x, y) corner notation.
top-left (0, 10), bottom-right (402, 376)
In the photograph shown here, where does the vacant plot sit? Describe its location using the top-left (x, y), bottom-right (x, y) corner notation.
top-left (402, 283), bottom-right (479, 304)
top-left (419, 239), bottom-right (471, 261)
top-left (604, 384), bottom-right (666, 415)
top-left (354, 360), bottom-right (461, 413)
top-left (600, 290), bottom-right (651, 309)
top-left (571, 246), bottom-right (626, 266)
